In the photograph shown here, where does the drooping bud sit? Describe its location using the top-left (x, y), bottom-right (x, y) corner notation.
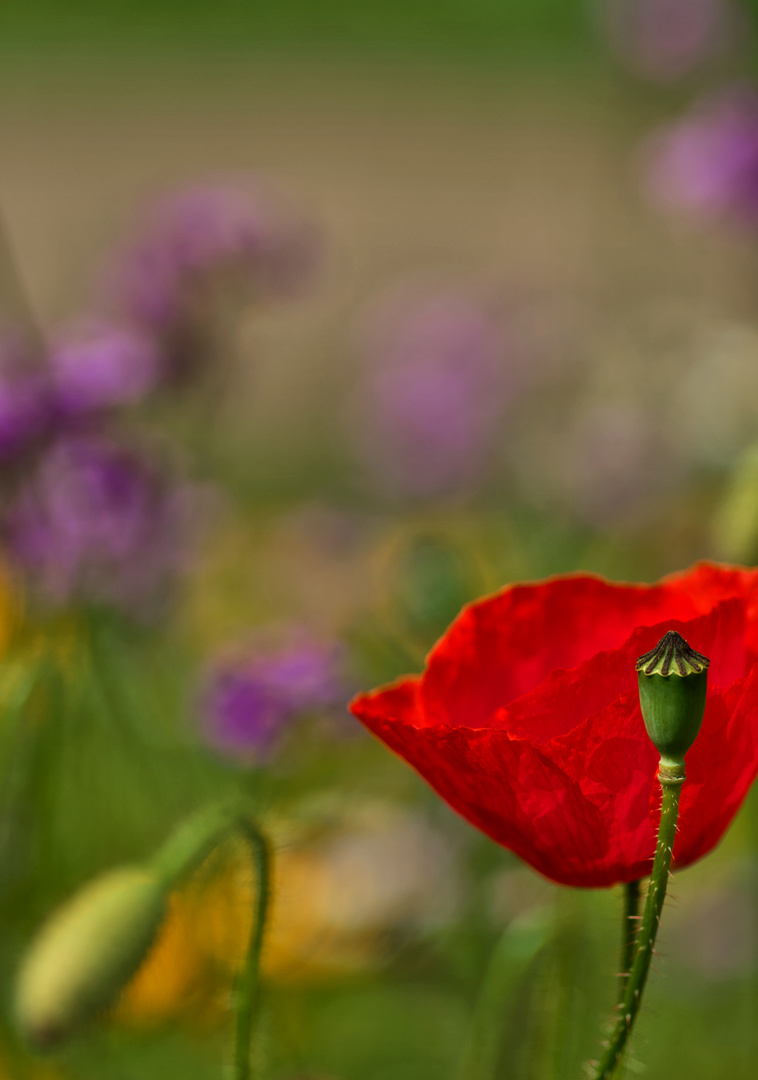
top-left (635, 630), bottom-right (709, 768)
top-left (14, 803), bottom-right (242, 1050)
top-left (15, 867), bottom-right (166, 1049)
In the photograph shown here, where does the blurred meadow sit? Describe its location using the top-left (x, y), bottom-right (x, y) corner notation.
top-left (3, 1), bottom-right (758, 1078)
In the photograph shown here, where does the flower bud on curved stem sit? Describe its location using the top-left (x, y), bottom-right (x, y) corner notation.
top-left (15, 801), bottom-right (271, 1080)
top-left (592, 631), bottom-right (709, 1080)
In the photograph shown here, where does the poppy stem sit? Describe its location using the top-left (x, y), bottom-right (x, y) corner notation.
top-left (233, 818), bottom-right (272, 1080)
top-left (592, 763), bottom-right (684, 1080)
top-left (617, 880), bottom-right (640, 1005)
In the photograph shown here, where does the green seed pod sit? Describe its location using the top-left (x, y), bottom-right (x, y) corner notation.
top-left (635, 630), bottom-right (709, 768)
top-left (15, 867), bottom-right (166, 1049)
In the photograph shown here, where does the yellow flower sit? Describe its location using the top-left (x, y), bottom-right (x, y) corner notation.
top-left (116, 801), bottom-right (457, 1029)
top-left (115, 842), bottom-right (376, 1029)
top-left (113, 887), bottom-right (214, 1027)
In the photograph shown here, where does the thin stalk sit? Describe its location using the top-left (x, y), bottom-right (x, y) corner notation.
top-left (150, 805), bottom-right (272, 1079)
top-left (233, 819), bottom-right (271, 1080)
top-left (457, 909), bottom-right (550, 1080)
top-left (617, 880), bottom-right (640, 1005)
top-left (591, 763), bottom-right (684, 1080)
top-left (549, 892), bottom-right (589, 1080)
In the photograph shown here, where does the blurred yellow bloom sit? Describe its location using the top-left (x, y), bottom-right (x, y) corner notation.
top-left (113, 886), bottom-right (214, 1027)
top-left (116, 801), bottom-right (458, 1029)
top-left (115, 843), bottom-right (378, 1028)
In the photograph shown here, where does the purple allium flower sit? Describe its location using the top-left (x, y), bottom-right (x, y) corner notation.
top-left (598, 0), bottom-right (738, 82)
top-left (5, 434), bottom-right (187, 614)
top-left (644, 85), bottom-right (758, 224)
top-left (110, 184), bottom-right (317, 333)
top-left (50, 319), bottom-right (161, 416)
top-left (352, 289), bottom-right (508, 498)
top-left (201, 631), bottom-right (346, 762)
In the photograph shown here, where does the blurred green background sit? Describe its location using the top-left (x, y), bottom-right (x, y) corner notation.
top-left (0, 0), bottom-right (590, 58)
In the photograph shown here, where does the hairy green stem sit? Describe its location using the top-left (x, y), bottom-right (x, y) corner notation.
top-left (617, 880), bottom-right (640, 1005)
top-left (592, 763), bottom-right (683, 1080)
top-left (233, 819), bottom-right (271, 1080)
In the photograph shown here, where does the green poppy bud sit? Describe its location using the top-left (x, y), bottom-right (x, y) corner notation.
top-left (15, 867), bottom-right (166, 1049)
top-left (635, 630), bottom-right (709, 769)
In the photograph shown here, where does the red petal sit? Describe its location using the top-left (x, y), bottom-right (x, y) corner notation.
top-left (353, 698), bottom-right (611, 886)
top-left (673, 669), bottom-right (758, 868)
top-left (436, 596), bottom-right (745, 739)
top-left (662, 561), bottom-right (758, 655)
top-left (420, 574), bottom-right (714, 729)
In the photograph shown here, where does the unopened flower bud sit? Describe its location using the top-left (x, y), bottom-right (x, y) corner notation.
top-left (15, 867), bottom-right (166, 1049)
top-left (635, 630), bottom-right (709, 768)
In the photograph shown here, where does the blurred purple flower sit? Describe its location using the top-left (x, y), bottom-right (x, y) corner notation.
top-left (353, 290), bottom-right (508, 498)
top-left (599, 0), bottom-right (738, 82)
top-left (111, 185), bottom-right (318, 333)
top-left (0, 369), bottom-right (53, 462)
top-left (645, 85), bottom-right (758, 223)
top-left (202, 632), bottom-right (347, 761)
top-left (50, 319), bottom-right (161, 416)
top-left (5, 434), bottom-right (187, 613)
top-left (202, 672), bottom-right (287, 761)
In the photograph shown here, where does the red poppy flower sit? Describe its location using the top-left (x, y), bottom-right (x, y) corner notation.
top-left (350, 562), bottom-right (758, 887)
